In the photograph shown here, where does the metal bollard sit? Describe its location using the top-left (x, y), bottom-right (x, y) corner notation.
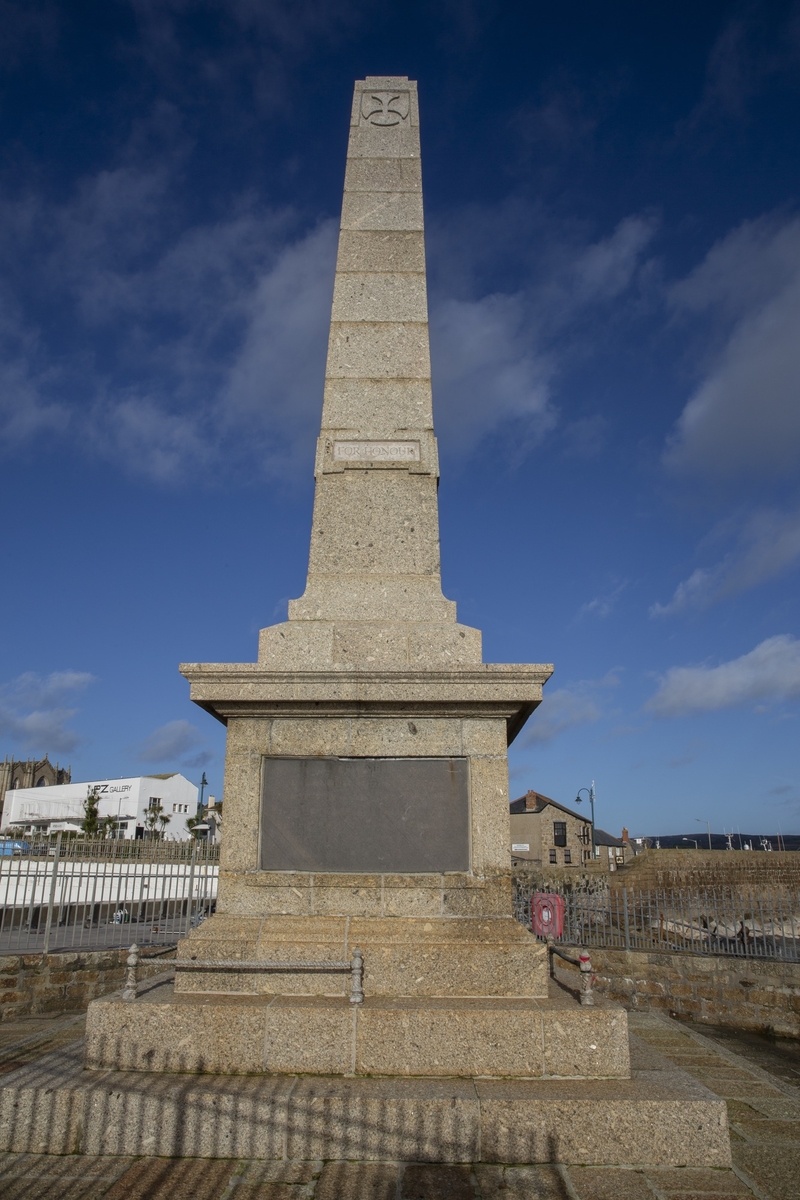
top-left (349, 947), bottom-right (364, 1004)
top-left (122, 942), bottom-right (139, 1001)
top-left (578, 950), bottom-right (595, 1006)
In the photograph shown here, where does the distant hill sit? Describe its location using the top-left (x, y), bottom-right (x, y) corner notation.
top-left (639, 833), bottom-right (800, 852)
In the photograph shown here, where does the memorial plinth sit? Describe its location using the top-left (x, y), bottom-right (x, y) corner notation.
top-left (80, 80), bottom-right (731, 1166)
top-left (167, 76), bottom-right (555, 1023)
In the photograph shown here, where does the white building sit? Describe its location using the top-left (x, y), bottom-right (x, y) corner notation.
top-left (0, 774), bottom-right (199, 840)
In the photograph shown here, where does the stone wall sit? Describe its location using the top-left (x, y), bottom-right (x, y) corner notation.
top-left (612, 849), bottom-right (800, 890)
top-left (0, 948), bottom-right (172, 1021)
top-left (556, 947), bottom-right (800, 1037)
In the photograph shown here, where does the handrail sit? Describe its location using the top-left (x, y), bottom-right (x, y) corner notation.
top-left (122, 943), bottom-right (364, 1004)
top-left (546, 936), bottom-right (594, 1006)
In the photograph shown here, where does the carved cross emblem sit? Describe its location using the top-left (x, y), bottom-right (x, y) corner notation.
top-left (360, 91), bottom-right (410, 126)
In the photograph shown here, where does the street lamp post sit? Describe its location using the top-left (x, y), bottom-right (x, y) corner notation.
top-left (575, 781), bottom-right (596, 860)
top-left (696, 819), bottom-right (712, 850)
top-left (198, 773), bottom-right (208, 840)
top-left (682, 837), bottom-right (699, 849)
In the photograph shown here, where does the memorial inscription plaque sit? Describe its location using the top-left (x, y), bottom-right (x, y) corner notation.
top-left (332, 440), bottom-right (420, 462)
top-left (259, 756), bottom-right (469, 873)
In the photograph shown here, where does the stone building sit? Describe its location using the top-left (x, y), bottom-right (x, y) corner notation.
top-left (509, 790), bottom-right (592, 867)
top-left (0, 756), bottom-right (71, 825)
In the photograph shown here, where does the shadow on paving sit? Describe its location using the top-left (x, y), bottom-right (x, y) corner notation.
top-left (630, 1012), bottom-right (800, 1200)
top-left (678, 1020), bottom-right (800, 1090)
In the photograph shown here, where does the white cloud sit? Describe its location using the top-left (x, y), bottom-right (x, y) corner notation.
top-left (0, 153), bottom-right (337, 483)
top-left (651, 506), bottom-right (800, 616)
top-left (428, 208), bottom-right (656, 457)
top-left (136, 719), bottom-right (204, 763)
top-left (524, 670), bottom-right (622, 745)
top-left (646, 634), bottom-right (800, 718)
top-left (430, 292), bottom-right (555, 456)
top-left (0, 130), bottom-right (656, 483)
top-left (579, 580), bottom-right (628, 619)
top-left (665, 214), bottom-right (800, 481)
top-left (0, 671), bottom-right (95, 754)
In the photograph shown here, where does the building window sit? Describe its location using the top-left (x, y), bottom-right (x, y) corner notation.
top-left (549, 848), bottom-right (557, 864)
top-left (148, 797), bottom-right (161, 809)
top-left (36, 777), bottom-right (47, 787)
top-left (578, 827), bottom-right (590, 845)
top-left (172, 803), bottom-right (188, 814)
top-left (553, 821), bottom-right (567, 847)
top-left (564, 849), bottom-right (571, 864)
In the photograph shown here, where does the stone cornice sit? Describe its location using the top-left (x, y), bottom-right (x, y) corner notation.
top-left (180, 662), bottom-right (554, 745)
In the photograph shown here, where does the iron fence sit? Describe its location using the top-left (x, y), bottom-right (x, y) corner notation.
top-left (0, 834), bottom-right (219, 954)
top-left (513, 877), bottom-right (800, 962)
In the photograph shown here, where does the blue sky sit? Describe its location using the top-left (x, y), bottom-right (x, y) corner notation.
top-left (1, 1), bottom-right (799, 839)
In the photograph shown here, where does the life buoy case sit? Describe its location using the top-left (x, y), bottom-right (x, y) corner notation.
top-left (530, 891), bottom-right (565, 938)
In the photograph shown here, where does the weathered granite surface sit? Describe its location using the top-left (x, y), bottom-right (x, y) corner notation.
top-left (86, 978), bottom-right (625, 1078)
top-left (4, 1032), bottom-right (729, 1165)
top-left (86, 77), bottom-right (556, 1081)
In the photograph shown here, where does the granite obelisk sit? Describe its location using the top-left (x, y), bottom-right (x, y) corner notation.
top-left (86, 78), bottom-right (633, 1080)
top-left (260, 75), bottom-right (481, 668)
top-left (72, 82), bottom-right (731, 1172)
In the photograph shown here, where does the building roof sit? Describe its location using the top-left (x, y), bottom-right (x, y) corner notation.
top-left (509, 790), bottom-right (590, 824)
top-left (593, 828), bottom-right (625, 847)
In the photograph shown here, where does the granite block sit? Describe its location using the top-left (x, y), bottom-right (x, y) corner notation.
top-left (316, 1161), bottom-right (401, 1199)
top-left (346, 124), bottom-right (419, 158)
top-left (326, 321), bottom-right (430, 379)
top-left (477, 1073), bottom-right (731, 1166)
top-left (346, 716), bottom-right (462, 756)
top-left (355, 997), bottom-right (545, 1076)
top-left (344, 157), bottom-right (422, 192)
top-left (321, 377), bottom-right (433, 431)
top-left (336, 230), bottom-right (426, 273)
top-left (265, 998), bottom-right (353, 1074)
top-left (340, 192), bottom-right (424, 231)
top-left (541, 1005), bottom-right (630, 1077)
top-left (284, 1076), bottom-right (480, 1161)
top-left (331, 272), bottom-right (428, 322)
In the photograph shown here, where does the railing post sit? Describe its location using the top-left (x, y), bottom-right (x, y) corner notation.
top-left (622, 887), bottom-right (630, 952)
top-left (122, 942), bottom-right (139, 1000)
top-left (349, 947), bottom-right (364, 1004)
top-left (578, 950), bottom-right (595, 1005)
top-left (41, 831), bottom-right (63, 956)
top-left (546, 934), bottom-right (556, 976)
top-left (186, 838), bottom-right (198, 933)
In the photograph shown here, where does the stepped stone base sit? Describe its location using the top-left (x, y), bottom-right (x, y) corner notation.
top-left (0, 1035), bottom-right (730, 1165)
top-left (172, 914), bottom-right (550, 998)
top-left (84, 979), bottom-right (628, 1078)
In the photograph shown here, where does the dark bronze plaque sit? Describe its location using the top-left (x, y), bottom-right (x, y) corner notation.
top-left (259, 756), bottom-right (469, 873)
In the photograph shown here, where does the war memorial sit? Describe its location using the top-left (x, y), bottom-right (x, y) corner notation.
top-left (0, 78), bottom-right (731, 1168)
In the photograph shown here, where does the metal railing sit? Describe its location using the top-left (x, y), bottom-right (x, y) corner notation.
top-left (514, 878), bottom-right (800, 961)
top-left (0, 834), bottom-right (218, 954)
top-left (122, 943), bottom-right (365, 1004)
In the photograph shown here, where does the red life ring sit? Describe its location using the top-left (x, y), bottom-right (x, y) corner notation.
top-left (531, 892), bottom-right (565, 938)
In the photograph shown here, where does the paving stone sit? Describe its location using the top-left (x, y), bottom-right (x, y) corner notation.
top-left (700, 1080), bottom-right (783, 1099)
top-left (477, 1165), bottom-right (568, 1199)
top-left (643, 1168), bottom-right (751, 1193)
top-left (567, 1166), bottom-right (653, 1200)
top-left (233, 1186), bottom-right (314, 1199)
top-left (0, 1151), bottom-right (133, 1199)
top-left (401, 1163), bottom-right (475, 1199)
top-left (747, 1097), bottom-right (800, 1120)
top-left (729, 1119), bottom-right (800, 1145)
top-left (237, 1162), bottom-right (322, 1184)
top-left (104, 1157), bottom-right (235, 1199)
top-left (731, 1144), bottom-right (800, 1200)
top-left (724, 1101), bottom-right (763, 1123)
top-left (315, 1161), bottom-right (401, 1199)
top-left (659, 1193), bottom-right (752, 1200)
